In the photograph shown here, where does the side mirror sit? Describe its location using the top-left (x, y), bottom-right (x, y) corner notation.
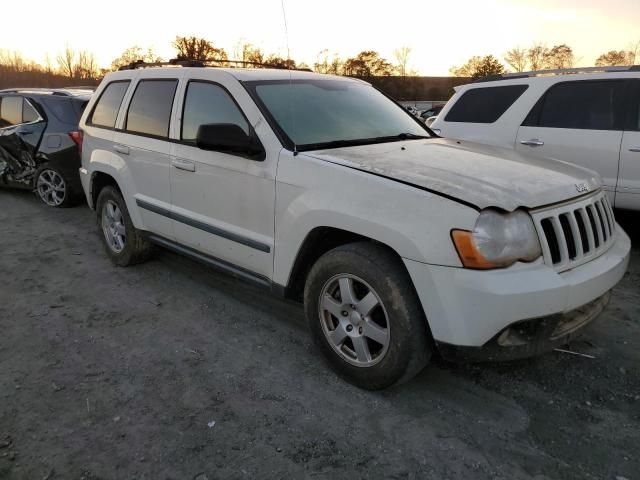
top-left (196, 123), bottom-right (264, 159)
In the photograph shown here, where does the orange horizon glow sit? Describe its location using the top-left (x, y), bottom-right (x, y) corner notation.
top-left (1, 0), bottom-right (639, 75)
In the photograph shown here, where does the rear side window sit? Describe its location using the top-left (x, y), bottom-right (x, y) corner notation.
top-left (181, 81), bottom-right (249, 142)
top-left (90, 81), bottom-right (130, 128)
top-left (0, 96), bottom-right (24, 126)
top-left (125, 79), bottom-right (178, 138)
top-left (524, 80), bottom-right (626, 131)
top-left (444, 85), bottom-right (528, 123)
top-left (22, 100), bottom-right (40, 123)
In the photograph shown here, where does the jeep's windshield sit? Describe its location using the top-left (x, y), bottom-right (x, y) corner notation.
top-left (245, 79), bottom-right (431, 151)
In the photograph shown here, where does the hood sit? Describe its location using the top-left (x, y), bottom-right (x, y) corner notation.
top-left (303, 138), bottom-right (601, 211)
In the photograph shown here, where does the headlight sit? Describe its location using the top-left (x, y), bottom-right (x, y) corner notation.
top-left (451, 209), bottom-right (542, 269)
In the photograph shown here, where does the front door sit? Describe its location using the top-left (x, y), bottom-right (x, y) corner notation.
top-left (170, 80), bottom-right (276, 279)
top-left (616, 79), bottom-right (640, 210)
top-left (0, 95), bottom-right (46, 188)
top-left (516, 80), bottom-right (627, 204)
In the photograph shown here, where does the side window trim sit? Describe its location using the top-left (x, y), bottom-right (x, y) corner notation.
top-left (87, 80), bottom-right (132, 130)
top-left (521, 79), bottom-right (627, 131)
top-left (22, 97), bottom-right (44, 125)
top-left (123, 78), bottom-right (179, 140)
top-left (179, 79), bottom-right (253, 144)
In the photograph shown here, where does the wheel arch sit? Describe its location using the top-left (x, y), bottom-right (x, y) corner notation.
top-left (282, 226), bottom-right (406, 302)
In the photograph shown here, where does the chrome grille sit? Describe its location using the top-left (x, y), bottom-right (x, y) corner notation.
top-left (531, 192), bottom-right (616, 272)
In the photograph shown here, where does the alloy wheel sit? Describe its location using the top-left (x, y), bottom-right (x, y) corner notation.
top-left (36, 169), bottom-right (66, 206)
top-left (101, 200), bottom-right (126, 253)
top-left (318, 274), bottom-right (391, 367)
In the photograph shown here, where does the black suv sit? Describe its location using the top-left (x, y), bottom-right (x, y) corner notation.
top-left (0, 88), bottom-right (92, 207)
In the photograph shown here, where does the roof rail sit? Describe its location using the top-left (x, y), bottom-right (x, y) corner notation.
top-left (118, 58), bottom-right (312, 72)
top-left (475, 64), bottom-right (640, 83)
top-left (0, 87), bottom-right (74, 96)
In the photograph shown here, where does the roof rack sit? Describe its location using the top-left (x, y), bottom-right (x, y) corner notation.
top-left (475, 64), bottom-right (640, 83)
top-left (118, 58), bottom-right (312, 72)
top-left (0, 87), bottom-right (95, 96)
top-left (0, 87), bottom-right (74, 96)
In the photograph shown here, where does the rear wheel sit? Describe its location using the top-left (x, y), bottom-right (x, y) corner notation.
top-left (304, 242), bottom-right (432, 390)
top-left (35, 166), bottom-right (76, 208)
top-left (96, 186), bottom-right (153, 266)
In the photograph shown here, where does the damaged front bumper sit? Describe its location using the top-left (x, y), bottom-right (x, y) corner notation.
top-left (436, 292), bottom-right (609, 362)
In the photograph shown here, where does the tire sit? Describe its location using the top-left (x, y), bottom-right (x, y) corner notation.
top-left (34, 165), bottom-right (78, 208)
top-left (95, 185), bottom-right (153, 266)
top-left (304, 242), bottom-right (432, 390)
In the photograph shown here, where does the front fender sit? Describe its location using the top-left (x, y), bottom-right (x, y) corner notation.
top-left (272, 151), bottom-right (478, 286)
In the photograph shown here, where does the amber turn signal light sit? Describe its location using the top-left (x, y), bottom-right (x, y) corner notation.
top-left (451, 230), bottom-right (497, 270)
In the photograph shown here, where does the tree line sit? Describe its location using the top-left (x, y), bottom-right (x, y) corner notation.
top-left (451, 41), bottom-right (640, 79)
top-left (0, 36), bottom-right (421, 89)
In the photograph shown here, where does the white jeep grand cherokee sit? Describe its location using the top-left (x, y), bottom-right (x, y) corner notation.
top-left (79, 63), bottom-right (630, 390)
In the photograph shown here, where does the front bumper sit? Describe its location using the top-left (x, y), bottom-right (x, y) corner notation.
top-left (404, 225), bottom-right (630, 356)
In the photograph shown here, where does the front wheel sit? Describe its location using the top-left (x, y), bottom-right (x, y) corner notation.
top-left (304, 242), bottom-right (432, 390)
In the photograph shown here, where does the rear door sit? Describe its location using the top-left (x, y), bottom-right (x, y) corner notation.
top-left (616, 80), bottom-right (640, 209)
top-left (0, 95), bottom-right (47, 188)
top-left (516, 80), bottom-right (626, 204)
top-left (114, 75), bottom-right (180, 239)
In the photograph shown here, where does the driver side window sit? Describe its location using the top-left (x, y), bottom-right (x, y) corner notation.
top-left (181, 82), bottom-right (249, 142)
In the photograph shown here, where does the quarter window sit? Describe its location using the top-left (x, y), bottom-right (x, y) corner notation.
top-left (181, 82), bottom-right (249, 142)
top-left (0, 96), bottom-right (24, 126)
top-left (22, 100), bottom-right (40, 123)
top-left (525, 81), bottom-right (626, 131)
top-left (90, 81), bottom-right (130, 128)
top-left (444, 85), bottom-right (528, 123)
top-left (125, 80), bottom-right (178, 138)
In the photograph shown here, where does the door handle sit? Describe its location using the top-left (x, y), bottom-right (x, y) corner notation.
top-left (113, 144), bottom-right (129, 155)
top-left (171, 159), bottom-right (196, 172)
top-left (520, 139), bottom-right (545, 147)
top-left (19, 130), bottom-right (33, 135)
top-left (629, 147), bottom-right (640, 153)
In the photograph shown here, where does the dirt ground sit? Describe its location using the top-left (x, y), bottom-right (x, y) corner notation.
top-left (0, 188), bottom-right (638, 480)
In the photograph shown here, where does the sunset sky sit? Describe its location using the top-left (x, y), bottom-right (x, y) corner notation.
top-left (2, 0), bottom-right (639, 75)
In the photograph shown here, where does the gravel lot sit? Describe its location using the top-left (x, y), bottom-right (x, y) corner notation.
top-left (0, 188), bottom-right (638, 480)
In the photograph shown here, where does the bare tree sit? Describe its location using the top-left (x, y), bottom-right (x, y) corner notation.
top-left (394, 47), bottom-right (412, 76)
top-left (504, 47), bottom-right (528, 72)
top-left (313, 49), bottom-right (343, 75)
top-left (173, 36), bottom-right (227, 63)
top-left (75, 51), bottom-right (99, 79)
top-left (235, 42), bottom-right (264, 65)
top-left (57, 46), bottom-right (76, 78)
top-left (527, 44), bottom-right (548, 71)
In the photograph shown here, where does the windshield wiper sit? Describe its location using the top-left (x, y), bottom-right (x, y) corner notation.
top-left (394, 133), bottom-right (430, 140)
top-left (298, 133), bottom-right (431, 152)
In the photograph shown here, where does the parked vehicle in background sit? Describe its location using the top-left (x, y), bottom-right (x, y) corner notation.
top-left (404, 105), bottom-right (419, 116)
top-left (0, 88), bottom-right (92, 207)
top-left (431, 66), bottom-right (640, 210)
top-left (80, 62), bottom-right (629, 390)
top-left (419, 104), bottom-right (444, 122)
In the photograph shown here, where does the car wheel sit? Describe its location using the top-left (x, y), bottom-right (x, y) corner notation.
top-left (35, 166), bottom-right (76, 208)
top-left (304, 242), bottom-right (432, 390)
top-left (96, 185), bottom-right (153, 266)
